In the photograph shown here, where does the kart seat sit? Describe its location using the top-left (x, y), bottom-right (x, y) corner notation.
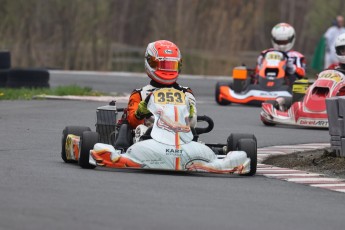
top-left (114, 122), bottom-right (132, 150)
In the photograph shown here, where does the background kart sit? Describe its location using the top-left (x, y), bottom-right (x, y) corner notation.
top-left (61, 88), bottom-right (257, 176)
top-left (261, 70), bottom-right (345, 128)
top-left (215, 50), bottom-right (292, 106)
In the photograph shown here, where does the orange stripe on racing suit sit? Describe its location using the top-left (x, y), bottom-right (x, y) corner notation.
top-left (127, 91), bottom-right (144, 129)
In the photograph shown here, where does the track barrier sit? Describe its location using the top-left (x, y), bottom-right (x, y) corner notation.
top-left (326, 97), bottom-right (345, 157)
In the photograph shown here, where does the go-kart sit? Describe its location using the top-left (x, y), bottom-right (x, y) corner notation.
top-left (260, 69), bottom-right (345, 128)
top-left (61, 88), bottom-right (257, 176)
top-left (215, 50), bottom-right (292, 106)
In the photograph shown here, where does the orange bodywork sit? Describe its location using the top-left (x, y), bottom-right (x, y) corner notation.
top-left (233, 67), bottom-right (248, 80)
top-left (186, 162), bottom-right (244, 174)
top-left (259, 59), bottom-right (286, 79)
top-left (91, 149), bottom-right (142, 168)
top-left (218, 85), bottom-right (277, 103)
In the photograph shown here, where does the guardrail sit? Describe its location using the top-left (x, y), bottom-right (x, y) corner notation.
top-left (326, 96), bottom-right (345, 157)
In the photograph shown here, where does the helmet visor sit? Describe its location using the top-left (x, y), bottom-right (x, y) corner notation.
top-left (272, 35), bottom-right (294, 45)
top-left (148, 56), bottom-right (180, 72)
top-left (157, 60), bottom-right (179, 71)
top-left (336, 45), bottom-right (345, 55)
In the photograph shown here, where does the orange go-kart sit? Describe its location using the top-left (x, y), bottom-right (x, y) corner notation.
top-left (215, 50), bottom-right (292, 106)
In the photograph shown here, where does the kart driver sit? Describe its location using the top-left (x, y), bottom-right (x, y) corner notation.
top-left (273, 33), bottom-right (345, 111)
top-left (126, 40), bottom-right (197, 138)
top-left (256, 23), bottom-right (306, 85)
top-left (333, 33), bottom-right (345, 75)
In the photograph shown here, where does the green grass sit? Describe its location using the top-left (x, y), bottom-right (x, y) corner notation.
top-left (0, 85), bottom-right (106, 100)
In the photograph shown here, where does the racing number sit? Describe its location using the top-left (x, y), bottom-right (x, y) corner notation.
top-left (154, 89), bottom-right (185, 105)
top-left (157, 92), bottom-right (165, 103)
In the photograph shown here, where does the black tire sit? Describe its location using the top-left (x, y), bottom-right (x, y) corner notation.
top-left (233, 79), bottom-right (246, 93)
top-left (0, 70), bottom-right (8, 87)
top-left (227, 133), bottom-right (257, 152)
top-left (0, 51), bottom-right (11, 69)
top-left (262, 119), bottom-right (276, 126)
top-left (237, 138), bottom-right (257, 176)
top-left (78, 131), bottom-right (99, 169)
top-left (61, 126), bottom-right (91, 163)
top-left (215, 82), bottom-right (231, 105)
top-left (6, 68), bottom-right (50, 88)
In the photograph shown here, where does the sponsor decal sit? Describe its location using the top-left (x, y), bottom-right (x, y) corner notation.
top-left (298, 119), bottom-right (328, 126)
top-left (166, 148), bottom-right (183, 156)
top-left (164, 49), bottom-right (173, 54)
top-left (184, 157), bottom-right (210, 169)
top-left (259, 92), bottom-right (279, 96)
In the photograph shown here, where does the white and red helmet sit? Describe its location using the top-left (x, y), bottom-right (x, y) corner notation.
top-left (271, 23), bottom-right (295, 52)
top-left (335, 33), bottom-right (345, 64)
top-left (145, 40), bottom-right (182, 85)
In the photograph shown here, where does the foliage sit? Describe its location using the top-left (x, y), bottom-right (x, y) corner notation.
top-left (0, 0), bottom-right (344, 75)
top-left (0, 85), bottom-right (104, 100)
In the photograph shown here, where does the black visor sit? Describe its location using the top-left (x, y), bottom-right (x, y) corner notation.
top-left (336, 45), bottom-right (345, 55)
top-left (273, 35), bottom-right (294, 45)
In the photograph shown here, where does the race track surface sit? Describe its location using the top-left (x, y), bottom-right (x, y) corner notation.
top-left (0, 71), bottom-right (343, 230)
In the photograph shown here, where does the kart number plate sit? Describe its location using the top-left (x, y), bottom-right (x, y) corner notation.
top-left (153, 88), bottom-right (186, 105)
top-left (266, 52), bottom-right (283, 61)
top-left (319, 71), bottom-right (343, 82)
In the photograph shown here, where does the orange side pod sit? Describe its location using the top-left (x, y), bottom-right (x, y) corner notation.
top-left (232, 66), bottom-right (248, 80)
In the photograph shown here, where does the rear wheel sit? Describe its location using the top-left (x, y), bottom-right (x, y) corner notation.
top-left (215, 82), bottom-right (231, 105)
top-left (61, 126), bottom-right (91, 163)
top-left (237, 139), bottom-right (257, 176)
top-left (78, 131), bottom-right (99, 169)
top-left (227, 133), bottom-right (257, 152)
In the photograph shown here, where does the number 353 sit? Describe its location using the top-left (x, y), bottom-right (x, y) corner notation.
top-left (153, 89), bottom-right (185, 105)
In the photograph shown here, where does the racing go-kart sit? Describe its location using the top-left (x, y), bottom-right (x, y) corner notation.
top-left (260, 69), bottom-right (345, 128)
top-left (61, 88), bottom-right (257, 176)
top-left (215, 50), bottom-right (292, 106)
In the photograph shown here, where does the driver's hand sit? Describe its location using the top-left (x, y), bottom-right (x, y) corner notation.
top-left (286, 58), bottom-right (296, 75)
top-left (135, 101), bottom-right (152, 120)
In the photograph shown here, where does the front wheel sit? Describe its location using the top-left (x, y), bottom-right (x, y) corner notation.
top-left (237, 139), bottom-right (257, 176)
top-left (215, 82), bottom-right (231, 105)
top-left (61, 126), bottom-right (91, 163)
top-left (78, 131), bottom-right (99, 169)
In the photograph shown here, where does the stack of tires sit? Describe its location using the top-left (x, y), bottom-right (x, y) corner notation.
top-left (0, 51), bottom-right (11, 87)
top-left (0, 51), bottom-right (50, 88)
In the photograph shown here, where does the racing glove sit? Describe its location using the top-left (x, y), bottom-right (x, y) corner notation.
top-left (286, 58), bottom-right (296, 75)
top-left (189, 104), bottom-right (195, 119)
top-left (135, 101), bottom-right (152, 120)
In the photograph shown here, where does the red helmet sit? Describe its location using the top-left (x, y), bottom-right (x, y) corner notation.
top-left (145, 40), bottom-right (182, 85)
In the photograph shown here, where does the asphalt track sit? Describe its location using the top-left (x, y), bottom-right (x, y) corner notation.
top-left (0, 71), bottom-right (344, 230)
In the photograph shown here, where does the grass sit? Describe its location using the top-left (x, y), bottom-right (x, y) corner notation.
top-left (0, 85), bottom-right (106, 100)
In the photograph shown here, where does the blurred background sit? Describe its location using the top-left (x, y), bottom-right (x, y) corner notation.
top-left (0, 0), bottom-right (344, 76)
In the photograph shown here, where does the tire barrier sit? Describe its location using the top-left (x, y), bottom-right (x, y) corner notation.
top-left (0, 51), bottom-right (11, 87)
top-left (0, 51), bottom-right (11, 69)
top-left (326, 97), bottom-right (345, 157)
top-left (0, 70), bottom-right (8, 87)
top-left (6, 68), bottom-right (50, 88)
